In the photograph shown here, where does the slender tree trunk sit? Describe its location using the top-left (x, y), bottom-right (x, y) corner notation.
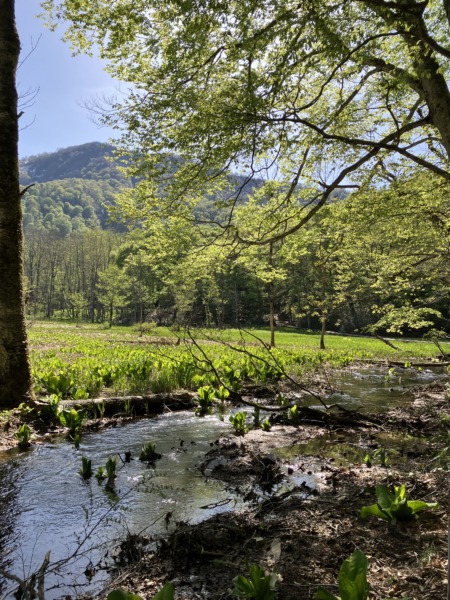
top-left (268, 281), bottom-right (276, 348)
top-left (268, 242), bottom-right (276, 348)
top-left (319, 310), bottom-right (327, 350)
top-left (0, 0), bottom-right (33, 407)
top-left (234, 270), bottom-right (239, 326)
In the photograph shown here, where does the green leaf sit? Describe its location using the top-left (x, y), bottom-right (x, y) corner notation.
top-left (107, 590), bottom-right (143, 600)
top-left (107, 584), bottom-right (173, 600)
top-left (152, 583), bottom-right (174, 600)
top-left (314, 587), bottom-right (340, 600)
top-left (233, 575), bottom-right (256, 597)
top-left (394, 484), bottom-right (407, 502)
top-left (406, 500), bottom-right (438, 513)
top-left (337, 551), bottom-right (369, 600)
top-left (375, 485), bottom-right (395, 510)
top-left (360, 503), bottom-right (390, 521)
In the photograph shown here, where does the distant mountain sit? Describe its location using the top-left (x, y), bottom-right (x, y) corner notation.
top-left (19, 142), bottom-right (130, 237)
top-left (19, 142), bottom-right (284, 237)
top-left (19, 142), bottom-right (126, 186)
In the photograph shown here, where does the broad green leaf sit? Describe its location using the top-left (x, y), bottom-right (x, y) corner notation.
top-left (314, 587), bottom-right (340, 600)
top-left (337, 551), bottom-right (369, 600)
top-left (232, 575), bottom-right (256, 597)
top-left (360, 504), bottom-right (390, 521)
top-left (375, 485), bottom-right (395, 510)
top-left (405, 500), bottom-right (438, 514)
top-left (152, 583), bottom-right (174, 600)
top-left (107, 590), bottom-right (143, 600)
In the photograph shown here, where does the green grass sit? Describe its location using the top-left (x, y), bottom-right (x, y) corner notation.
top-left (28, 321), bottom-right (449, 400)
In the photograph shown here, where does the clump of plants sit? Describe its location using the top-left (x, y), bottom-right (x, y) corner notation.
top-left (260, 417), bottom-right (272, 432)
top-left (314, 550), bottom-right (368, 600)
top-left (107, 582), bottom-right (174, 600)
top-left (194, 385), bottom-right (216, 416)
top-left (229, 411), bottom-right (249, 435)
top-left (96, 466), bottom-right (106, 481)
top-left (34, 369), bottom-right (74, 397)
top-left (139, 441), bottom-right (162, 462)
top-left (363, 447), bottom-right (388, 468)
top-left (39, 394), bottom-right (61, 422)
top-left (232, 564), bottom-right (280, 599)
top-left (253, 406), bottom-right (261, 427)
top-left (221, 365), bottom-right (242, 391)
top-left (360, 484), bottom-right (438, 523)
top-left (314, 550), bottom-right (412, 600)
top-left (15, 424), bottom-right (32, 449)
top-left (105, 456), bottom-right (118, 480)
top-left (79, 456), bottom-right (93, 479)
top-left (59, 407), bottom-right (84, 439)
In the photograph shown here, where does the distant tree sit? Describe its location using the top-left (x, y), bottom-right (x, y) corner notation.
top-left (97, 264), bottom-right (130, 327)
top-left (0, 0), bottom-right (33, 407)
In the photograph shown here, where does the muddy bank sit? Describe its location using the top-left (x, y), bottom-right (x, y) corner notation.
top-left (105, 381), bottom-right (450, 600)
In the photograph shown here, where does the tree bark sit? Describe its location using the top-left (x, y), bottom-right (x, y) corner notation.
top-left (319, 310), bottom-right (327, 350)
top-left (0, 0), bottom-right (33, 408)
top-left (268, 242), bottom-right (275, 348)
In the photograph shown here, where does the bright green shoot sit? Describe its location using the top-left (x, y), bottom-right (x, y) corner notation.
top-left (363, 448), bottom-right (388, 468)
top-left (288, 404), bottom-right (299, 422)
top-left (59, 408), bottom-right (84, 436)
top-left (260, 417), bottom-right (272, 432)
top-left (360, 484), bottom-right (438, 523)
top-left (214, 385), bottom-right (230, 402)
top-left (232, 564), bottom-right (279, 599)
top-left (39, 394), bottom-right (61, 421)
top-left (15, 424), bottom-right (32, 448)
top-left (107, 582), bottom-right (174, 600)
top-left (195, 385), bottom-right (216, 416)
top-left (79, 456), bottom-right (93, 479)
top-left (139, 441), bottom-right (161, 462)
top-left (314, 550), bottom-right (369, 600)
top-left (229, 411), bottom-right (249, 435)
top-left (105, 456), bottom-right (118, 479)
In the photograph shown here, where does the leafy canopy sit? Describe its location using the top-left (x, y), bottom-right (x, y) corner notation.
top-left (42, 0), bottom-right (450, 245)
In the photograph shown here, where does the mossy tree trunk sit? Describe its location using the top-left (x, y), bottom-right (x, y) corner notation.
top-left (0, 0), bottom-right (33, 408)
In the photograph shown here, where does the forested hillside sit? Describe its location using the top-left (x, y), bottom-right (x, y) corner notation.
top-left (20, 142), bottom-right (128, 236)
top-left (20, 142), bottom-right (124, 185)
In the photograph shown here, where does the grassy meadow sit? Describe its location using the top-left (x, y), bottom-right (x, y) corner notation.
top-left (28, 321), bottom-right (449, 400)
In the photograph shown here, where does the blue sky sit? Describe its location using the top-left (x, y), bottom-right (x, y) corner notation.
top-left (16, 0), bottom-right (118, 158)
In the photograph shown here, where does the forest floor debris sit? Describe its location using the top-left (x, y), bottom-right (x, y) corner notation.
top-left (99, 380), bottom-right (450, 600)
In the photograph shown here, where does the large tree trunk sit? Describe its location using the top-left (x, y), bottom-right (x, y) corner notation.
top-left (0, 0), bottom-right (33, 408)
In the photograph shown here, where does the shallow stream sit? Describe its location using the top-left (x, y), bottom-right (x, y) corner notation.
top-left (0, 413), bottom-right (235, 599)
top-left (0, 365), bottom-right (446, 598)
top-left (311, 364), bottom-right (445, 412)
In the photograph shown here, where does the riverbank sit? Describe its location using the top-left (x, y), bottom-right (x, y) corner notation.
top-left (102, 379), bottom-right (450, 600)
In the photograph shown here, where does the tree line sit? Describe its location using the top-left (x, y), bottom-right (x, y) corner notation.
top-left (23, 169), bottom-right (450, 346)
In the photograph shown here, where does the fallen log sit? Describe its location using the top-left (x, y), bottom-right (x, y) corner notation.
top-left (60, 391), bottom-right (195, 417)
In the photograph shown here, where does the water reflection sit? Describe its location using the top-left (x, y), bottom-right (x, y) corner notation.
top-left (0, 412), bottom-right (233, 599)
